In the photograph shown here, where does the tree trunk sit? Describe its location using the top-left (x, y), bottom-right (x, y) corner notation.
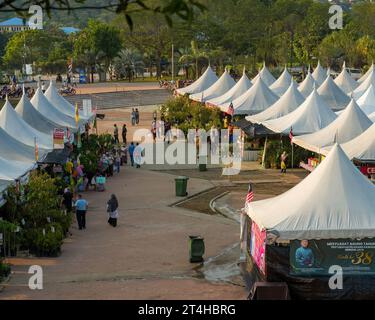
top-left (195, 59), bottom-right (199, 80)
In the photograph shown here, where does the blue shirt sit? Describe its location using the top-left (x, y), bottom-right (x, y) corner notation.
top-left (295, 247), bottom-right (314, 267)
top-left (75, 199), bottom-right (88, 211)
top-left (129, 144), bottom-right (135, 156)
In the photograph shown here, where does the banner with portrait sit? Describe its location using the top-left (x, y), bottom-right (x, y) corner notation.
top-left (250, 221), bottom-right (266, 275)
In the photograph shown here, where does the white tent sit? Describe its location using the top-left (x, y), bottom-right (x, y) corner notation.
top-left (293, 99), bottom-right (372, 153)
top-left (247, 144), bottom-right (375, 240)
top-left (208, 69), bottom-right (252, 107)
top-left (311, 61), bottom-right (327, 86)
top-left (31, 87), bottom-right (80, 132)
top-left (175, 65), bottom-right (218, 96)
top-left (246, 80), bottom-right (304, 124)
top-left (298, 72), bottom-right (317, 98)
top-left (44, 81), bottom-right (92, 120)
top-left (356, 84), bottom-right (375, 115)
top-left (369, 112), bottom-right (375, 122)
top-left (225, 76), bottom-right (279, 115)
top-left (322, 123), bottom-right (375, 161)
top-left (0, 125), bottom-right (44, 163)
top-left (334, 62), bottom-right (359, 94)
top-left (261, 88), bottom-right (337, 135)
top-left (0, 98), bottom-right (53, 150)
top-left (252, 62), bottom-right (276, 86)
top-left (353, 69), bottom-right (375, 100)
top-left (358, 63), bottom-right (374, 83)
top-left (317, 75), bottom-right (350, 110)
top-left (16, 91), bottom-right (61, 135)
top-left (190, 69), bottom-right (235, 102)
top-left (269, 67), bottom-right (294, 96)
top-left (0, 156), bottom-right (34, 181)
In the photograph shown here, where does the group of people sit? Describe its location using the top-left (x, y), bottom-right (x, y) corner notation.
top-left (131, 108), bottom-right (140, 126)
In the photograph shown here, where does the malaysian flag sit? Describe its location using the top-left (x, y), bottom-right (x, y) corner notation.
top-left (245, 182), bottom-right (254, 206)
top-left (227, 102), bottom-right (234, 116)
top-left (289, 127), bottom-right (293, 145)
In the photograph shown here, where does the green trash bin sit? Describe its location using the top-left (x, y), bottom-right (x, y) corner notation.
top-left (189, 235), bottom-right (205, 263)
top-left (175, 176), bottom-right (189, 196)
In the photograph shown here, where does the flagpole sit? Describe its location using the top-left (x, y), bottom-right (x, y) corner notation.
top-left (292, 142), bottom-right (294, 170)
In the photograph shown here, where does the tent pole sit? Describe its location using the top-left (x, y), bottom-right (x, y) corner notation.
top-left (262, 136), bottom-right (268, 169)
top-left (292, 142), bottom-right (294, 170)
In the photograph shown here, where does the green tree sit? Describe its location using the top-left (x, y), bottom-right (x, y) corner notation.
top-left (179, 40), bottom-right (209, 79)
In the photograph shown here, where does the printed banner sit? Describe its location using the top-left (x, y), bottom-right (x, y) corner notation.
top-left (250, 221), bottom-right (266, 274)
top-left (290, 239), bottom-right (375, 275)
top-left (53, 128), bottom-right (65, 149)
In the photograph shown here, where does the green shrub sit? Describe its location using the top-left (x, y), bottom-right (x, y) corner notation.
top-left (0, 260), bottom-right (11, 280)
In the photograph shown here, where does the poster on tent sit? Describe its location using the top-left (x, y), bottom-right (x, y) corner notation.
top-left (53, 128), bottom-right (65, 149)
top-left (250, 221), bottom-right (266, 275)
top-left (290, 239), bottom-right (375, 276)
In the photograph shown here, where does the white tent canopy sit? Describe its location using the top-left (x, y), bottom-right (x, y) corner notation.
top-left (190, 69), bottom-right (235, 102)
top-left (269, 67), bottom-right (293, 96)
top-left (356, 84), bottom-right (375, 115)
top-left (175, 65), bottom-right (218, 96)
top-left (31, 87), bottom-right (80, 131)
top-left (252, 63), bottom-right (276, 86)
top-left (45, 81), bottom-right (92, 120)
top-left (0, 156), bottom-right (34, 181)
top-left (317, 75), bottom-right (350, 110)
top-left (247, 144), bottom-right (375, 240)
top-left (16, 92), bottom-right (60, 135)
top-left (322, 123), bottom-right (375, 161)
top-left (293, 99), bottom-right (372, 153)
top-left (353, 69), bottom-right (375, 100)
top-left (369, 112), bottom-right (375, 122)
top-left (334, 62), bottom-right (359, 94)
top-left (261, 88), bottom-right (337, 135)
top-left (226, 76), bottom-right (279, 115)
top-left (358, 63), bottom-right (374, 83)
top-left (298, 72), bottom-right (317, 98)
top-left (246, 81), bottom-right (304, 124)
top-left (0, 98), bottom-right (53, 150)
top-left (209, 69), bottom-right (252, 108)
top-left (311, 61), bottom-right (327, 86)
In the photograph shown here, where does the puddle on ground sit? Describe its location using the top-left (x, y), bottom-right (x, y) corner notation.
top-left (192, 243), bottom-right (244, 287)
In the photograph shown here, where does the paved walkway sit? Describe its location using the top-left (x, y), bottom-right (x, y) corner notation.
top-left (1, 164), bottom-right (246, 300)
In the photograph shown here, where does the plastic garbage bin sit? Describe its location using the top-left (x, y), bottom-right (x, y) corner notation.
top-left (189, 236), bottom-right (205, 263)
top-left (175, 176), bottom-right (189, 196)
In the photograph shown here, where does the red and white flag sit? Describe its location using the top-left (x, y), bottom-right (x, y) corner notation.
top-left (227, 102), bottom-right (234, 116)
top-left (245, 182), bottom-right (254, 207)
top-left (289, 127), bottom-right (294, 145)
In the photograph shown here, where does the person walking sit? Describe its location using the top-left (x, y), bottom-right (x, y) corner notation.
top-left (280, 151), bottom-right (288, 174)
top-left (131, 108), bottom-right (136, 126)
top-left (107, 194), bottom-right (119, 227)
top-left (122, 124), bottom-right (127, 144)
top-left (128, 142), bottom-right (135, 167)
top-left (75, 194), bottom-right (88, 230)
top-left (135, 108), bottom-right (140, 125)
top-left (61, 188), bottom-right (73, 213)
top-left (113, 124), bottom-right (119, 144)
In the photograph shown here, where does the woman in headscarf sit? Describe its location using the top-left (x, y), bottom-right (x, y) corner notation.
top-left (107, 194), bottom-right (119, 227)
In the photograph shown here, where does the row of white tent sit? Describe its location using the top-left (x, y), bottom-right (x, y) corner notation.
top-left (176, 62), bottom-right (375, 163)
top-left (0, 81), bottom-right (94, 205)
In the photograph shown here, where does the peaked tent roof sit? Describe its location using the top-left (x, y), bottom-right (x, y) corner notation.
top-left (322, 123), bottom-right (375, 161)
top-left (15, 91), bottom-right (60, 135)
top-left (369, 112), bottom-right (375, 122)
top-left (0, 156), bottom-right (35, 181)
top-left (208, 69), bottom-right (252, 108)
top-left (226, 76), bottom-right (279, 115)
top-left (311, 61), bottom-right (327, 86)
top-left (334, 63), bottom-right (359, 94)
top-left (298, 72), bottom-right (317, 98)
top-left (0, 98), bottom-right (53, 150)
top-left (44, 81), bottom-right (92, 120)
top-left (261, 88), bottom-right (337, 135)
top-left (356, 84), bottom-right (375, 115)
top-left (317, 75), bottom-right (350, 110)
top-left (269, 67), bottom-right (294, 96)
top-left (175, 65), bottom-right (218, 96)
top-left (353, 69), bottom-right (375, 100)
top-left (358, 63), bottom-right (374, 83)
top-left (293, 99), bottom-right (372, 153)
top-left (31, 87), bottom-right (79, 131)
top-left (252, 63), bottom-right (276, 86)
top-left (190, 69), bottom-right (235, 102)
top-left (247, 144), bottom-right (375, 240)
top-left (246, 81), bottom-right (304, 124)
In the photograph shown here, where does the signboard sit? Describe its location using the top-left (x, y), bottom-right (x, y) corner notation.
top-left (82, 99), bottom-right (92, 117)
top-left (53, 128), bottom-right (65, 149)
top-left (290, 239), bottom-right (375, 276)
top-left (359, 166), bottom-right (375, 176)
top-left (250, 221), bottom-right (266, 274)
top-left (25, 64), bottom-right (33, 75)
